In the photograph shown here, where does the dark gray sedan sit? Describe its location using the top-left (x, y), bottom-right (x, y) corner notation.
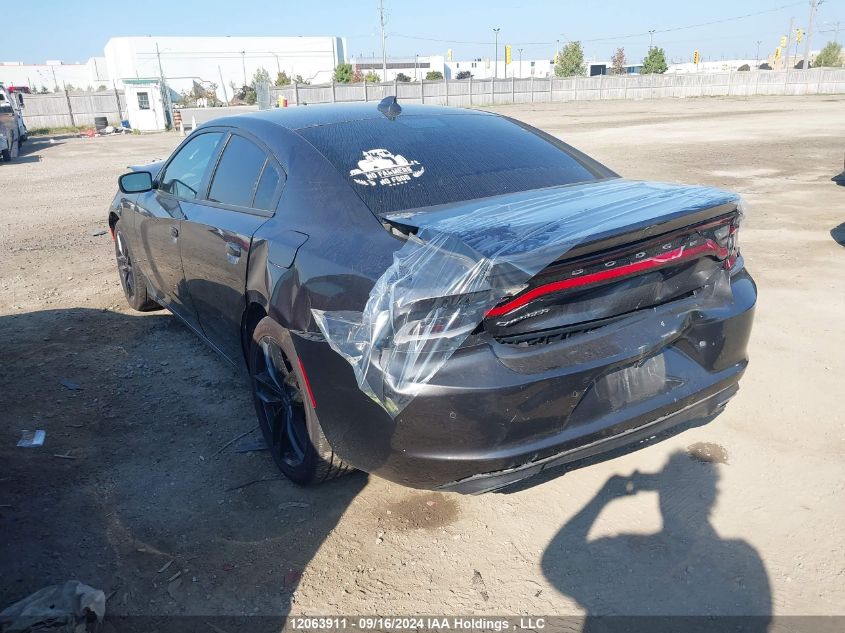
top-left (109, 100), bottom-right (755, 493)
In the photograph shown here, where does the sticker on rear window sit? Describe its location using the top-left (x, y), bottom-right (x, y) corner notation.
top-left (349, 149), bottom-right (425, 187)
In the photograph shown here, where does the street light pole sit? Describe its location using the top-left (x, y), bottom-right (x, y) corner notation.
top-left (648, 29), bottom-right (656, 49)
top-left (518, 48), bottom-right (523, 78)
top-left (493, 28), bottom-right (500, 79)
top-left (379, 0), bottom-right (388, 80)
top-left (755, 40), bottom-right (762, 67)
top-left (802, 0), bottom-right (819, 70)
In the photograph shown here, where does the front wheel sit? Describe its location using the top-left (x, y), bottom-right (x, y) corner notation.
top-left (249, 317), bottom-right (352, 485)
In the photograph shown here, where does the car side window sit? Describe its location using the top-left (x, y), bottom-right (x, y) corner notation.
top-left (159, 132), bottom-right (224, 200)
top-left (252, 161), bottom-right (285, 212)
top-left (207, 135), bottom-right (267, 208)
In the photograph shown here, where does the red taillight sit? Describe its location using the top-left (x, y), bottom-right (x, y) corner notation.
top-left (486, 215), bottom-right (740, 320)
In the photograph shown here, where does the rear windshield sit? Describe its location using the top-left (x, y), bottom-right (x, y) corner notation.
top-left (297, 114), bottom-right (600, 216)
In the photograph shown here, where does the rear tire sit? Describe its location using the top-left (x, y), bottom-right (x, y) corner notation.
top-left (248, 317), bottom-right (352, 485)
top-left (2, 132), bottom-right (11, 162)
top-left (113, 222), bottom-right (162, 312)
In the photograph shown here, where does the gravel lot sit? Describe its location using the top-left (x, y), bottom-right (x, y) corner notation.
top-left (1, 96), bottom-right (843, 622)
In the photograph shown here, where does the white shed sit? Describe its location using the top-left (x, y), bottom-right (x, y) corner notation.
top-left (123, 79), bottom-right (170, 131)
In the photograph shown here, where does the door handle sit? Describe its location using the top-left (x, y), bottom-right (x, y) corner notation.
top-left (170, 225), bottom-right (179, 239)
top-left (226, 242), bottom-right (242, 259)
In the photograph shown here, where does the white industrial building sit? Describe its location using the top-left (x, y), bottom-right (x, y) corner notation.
top-left (1, 35), bottom-right (346, 101)
top-left (104, 36), bottom-right (345, 100)
top-left (0, 58), bottom-right (110, 91)
top-left (351, 55), bottom-right (555, 81)
top-left (350, 55), bottom-right (446, 81)
top-left (668, 59), bottom-right (768, 73)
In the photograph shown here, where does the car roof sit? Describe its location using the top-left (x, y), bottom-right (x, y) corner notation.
top-left (208, 101), bottom-right (495, 132)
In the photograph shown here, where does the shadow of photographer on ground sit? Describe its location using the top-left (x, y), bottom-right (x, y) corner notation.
top-left (541, 449), bottom-right (771, 632)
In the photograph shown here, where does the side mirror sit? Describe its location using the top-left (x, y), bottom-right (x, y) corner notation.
top-left (118, 171), bottom-right (154, 194)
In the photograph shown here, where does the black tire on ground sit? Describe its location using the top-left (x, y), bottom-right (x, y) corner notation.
top-left (249, 316), bottom-right (352, 485)
top-left (113, 223), bottom-right (162, 312)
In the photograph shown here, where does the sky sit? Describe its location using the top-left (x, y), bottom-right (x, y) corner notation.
top-left (4, 0), bottom-right (843, 65)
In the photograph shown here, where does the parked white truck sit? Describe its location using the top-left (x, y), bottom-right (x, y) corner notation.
top-left (0, 83), bottom-right (27, 162)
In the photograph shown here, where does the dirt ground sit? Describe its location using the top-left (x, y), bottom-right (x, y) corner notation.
top-left (1, 96), bottom-right (843, 621)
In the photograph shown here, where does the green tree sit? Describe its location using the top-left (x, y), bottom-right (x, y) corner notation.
top-left (274, 71), bottom-right (291, 86)
top-left (610, 47), bottom-right (626, 75)
top-left (241, 85), bottom-right (257, 105)
top-left (364, 70), bottom-right (381, 82)
top-left (425, 70), bottom-right (444, 80)
top-left (96, 84), bottom-right (108, 92)
top-left (641, 46), bottom-right (668, 74)
top-left (455, 70), bottom-right (472, 79)
top-left (251, 67), bottom-right (271, 87)
top-left (39, 85), bottom-right (49, 94)
top-left (814, 41), bottom-right (843, 67)
top-left (333, 63), bottom-right (354, 83)
top-left (292, 74), bottom-right (310, 85)
top-left (395, 72), bottom-right (411, 82)
top-left (554, 41), bottom-right (586, 77)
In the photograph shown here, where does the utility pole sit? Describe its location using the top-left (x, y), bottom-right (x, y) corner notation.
top-left (493, 28), bottom-right (500, 79)
top-left (518, 47), bottom-right (523, 78)
top-left (155, 42), bottom-right (173, 129)
top-left (241, 51), bottom-right (247, 86)
top-left (378, 0), bottom-right (388, 80)
top-left (218, 66), bottom-right (228, 104)
top-left (649, 29), bottom-right (656, 49)
top-left (802, 0), bottom-right (820, 70)
top-left (755, 40), bottom-right (762, 67)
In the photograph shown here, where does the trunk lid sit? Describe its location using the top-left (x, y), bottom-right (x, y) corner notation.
top-left (382, 179), bottom-right (741, 344)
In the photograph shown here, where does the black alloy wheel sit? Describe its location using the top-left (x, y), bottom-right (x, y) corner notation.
top-left (248, 317), bottom-right (351, 485)
top-left (252, 336), bottom-right (310, 471)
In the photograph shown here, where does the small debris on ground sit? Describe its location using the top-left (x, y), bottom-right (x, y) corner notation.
top-left (234, 438), bottom-right (268, 453)
top-left (0, 580), bottom-right (106, 632)
top-left (59, 378), bottom-right (81, 391)
top-left (17, 430), bottom-right (45, 448)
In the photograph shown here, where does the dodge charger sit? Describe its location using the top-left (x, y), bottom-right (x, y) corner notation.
top-left (108, 99), bottom-right (756, 493)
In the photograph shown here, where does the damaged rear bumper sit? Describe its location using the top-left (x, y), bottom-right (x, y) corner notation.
top-left (294, 269), bottom-right (756, 493)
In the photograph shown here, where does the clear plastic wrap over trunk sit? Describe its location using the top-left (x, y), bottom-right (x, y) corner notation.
top-left (312, 179), bottom-right (742, 416)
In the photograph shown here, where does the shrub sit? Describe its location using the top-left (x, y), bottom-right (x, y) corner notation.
top-left (333, 64), bottom-right (354, 83)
